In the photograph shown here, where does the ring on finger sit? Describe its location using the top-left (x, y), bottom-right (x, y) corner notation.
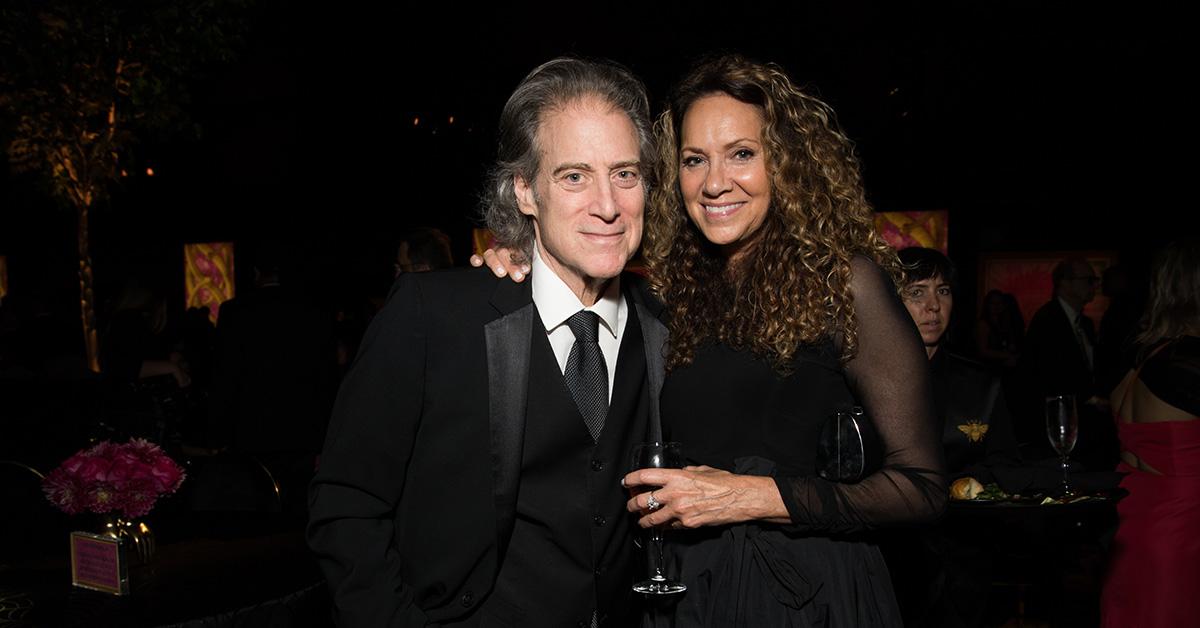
top-left (646, 491), bottom-right (662, 511)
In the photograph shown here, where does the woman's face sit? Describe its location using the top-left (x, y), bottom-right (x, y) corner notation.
top-left (902, 273), bottom-right (953, 356)
top-left (678, 94), bottom-right (772, 261)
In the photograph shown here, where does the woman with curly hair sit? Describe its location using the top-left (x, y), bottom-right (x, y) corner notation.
top-left (475, 55), bottom-right (944, 625)
top-left (618, 55), bottom-right (944, 626)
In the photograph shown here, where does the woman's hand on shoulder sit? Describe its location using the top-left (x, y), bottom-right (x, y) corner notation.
top-left (622, 466), bottom-right (790, 529)
top-left (469, 248), bottom-right (530, 282)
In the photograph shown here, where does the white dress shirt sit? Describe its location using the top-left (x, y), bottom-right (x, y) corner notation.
top-left (530, 245), bottom-right (626, 402)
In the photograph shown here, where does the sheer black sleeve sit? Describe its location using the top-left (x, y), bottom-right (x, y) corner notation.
top-left (773, 256), bottom-right (947, 532)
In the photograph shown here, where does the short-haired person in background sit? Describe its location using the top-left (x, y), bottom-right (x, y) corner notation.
top-left (394, 227), bottom-right (454, 277)
top-left (887, 246), bottom-right (1020, 627)
top-left (898, 247), bottom-right (1020, 476)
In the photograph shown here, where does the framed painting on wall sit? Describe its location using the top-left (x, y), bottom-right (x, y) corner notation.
top-left (875, 211), bottom-right (948, 253)
top-left (184, 243), bottom-right (236, 324)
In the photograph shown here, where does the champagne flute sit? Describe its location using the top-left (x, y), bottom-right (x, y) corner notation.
top-left (1045, 394), bottom-right (1079, 496)
top-left (629, 441), bottom-right (687, 595)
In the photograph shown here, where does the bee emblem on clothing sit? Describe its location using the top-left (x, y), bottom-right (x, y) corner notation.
top-left (957, 421), bottom-right (989, 443)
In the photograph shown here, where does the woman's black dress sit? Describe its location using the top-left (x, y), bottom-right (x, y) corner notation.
top-left (659, 259), bottom-right (945, 627)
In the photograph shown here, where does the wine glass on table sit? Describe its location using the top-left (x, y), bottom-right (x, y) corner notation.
top-left (629, 441), bottom-right (687, 595)
top-left (1045, 394), bottom-right (1079, 497)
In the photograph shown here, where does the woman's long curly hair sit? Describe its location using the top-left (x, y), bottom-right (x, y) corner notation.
top-left (644, 54), bottom-right (903, 372)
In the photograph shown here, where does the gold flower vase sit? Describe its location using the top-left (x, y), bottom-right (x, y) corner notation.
top-left (101, 516), bottom-right (156, 565)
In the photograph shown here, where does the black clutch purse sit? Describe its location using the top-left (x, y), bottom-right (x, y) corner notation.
top-left (816, 407), bottom-right (883, 483)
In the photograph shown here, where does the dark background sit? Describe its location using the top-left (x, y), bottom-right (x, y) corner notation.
top-left (0, 2), bottom-right (1187, 350)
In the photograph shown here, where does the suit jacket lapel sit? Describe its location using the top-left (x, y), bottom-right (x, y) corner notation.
top-left (626, 275), bottom-right (669, 443)
top-left (636, 303), bottom-right (667, 442)
top-left (485, 279), bottom-right (533, 560)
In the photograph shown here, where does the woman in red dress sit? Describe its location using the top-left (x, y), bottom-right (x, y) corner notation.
top-left (1101, 238), bottom-right (1200, 627)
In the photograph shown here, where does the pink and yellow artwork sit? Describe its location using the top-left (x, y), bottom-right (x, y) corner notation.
top-left (979, 252), bottom-right (1114, 326)
top-left (184, 243), bottom-right (235, 324)
top-left (875, 211), bottom-right (949, 253)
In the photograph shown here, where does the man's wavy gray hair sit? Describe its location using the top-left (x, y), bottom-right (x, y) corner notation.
top-left (480, 57), bottom-right (655, 260)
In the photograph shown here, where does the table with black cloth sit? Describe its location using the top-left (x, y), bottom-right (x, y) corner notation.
top-left (0, 519), bottom-right (328, 628)
top-left (947, 489), bottom-right (1122, 627)
top-left (886, 466), bottom-right (1125, 628)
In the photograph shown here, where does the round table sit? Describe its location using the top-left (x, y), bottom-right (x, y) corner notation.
top-left (0, 527), bottom-right (329, 627)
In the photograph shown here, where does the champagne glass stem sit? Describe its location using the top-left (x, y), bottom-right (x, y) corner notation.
top-left (650, 529), bottom-right (666, 582)
top-left (1061, 454), bottom-right (1071, 495)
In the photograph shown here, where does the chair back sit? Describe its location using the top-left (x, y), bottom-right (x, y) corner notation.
top-left (183, 453), bottom-right (283, 513)
top-left (0, 460), bottom-right (65, 563)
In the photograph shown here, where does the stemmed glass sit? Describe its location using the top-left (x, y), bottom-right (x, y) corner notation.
top-left (1045, 394), bottom-right (1079, 497)
top-left (629, 441), bottom-right (687, 595)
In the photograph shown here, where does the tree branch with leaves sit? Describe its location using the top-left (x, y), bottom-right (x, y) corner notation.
top-left (1, 0), bottom-right (250, 371)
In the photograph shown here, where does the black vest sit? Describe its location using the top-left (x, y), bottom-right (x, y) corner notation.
top-left (473, 300), bottom-right (651, 628)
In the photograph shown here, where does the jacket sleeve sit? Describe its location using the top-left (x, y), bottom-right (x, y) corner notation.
top-left (307, 276), bottom-right (431, 627)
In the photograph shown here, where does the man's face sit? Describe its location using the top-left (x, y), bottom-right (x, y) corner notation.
top-left (514, 97), bottom-right (644, 298)
top-left (1058, 261), bottom-right (1098, 308)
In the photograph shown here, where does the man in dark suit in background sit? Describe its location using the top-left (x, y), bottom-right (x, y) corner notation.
top-left (1018, 257), bottom-right (1118, 470)
top-left (209, 242), bottom-right (339, 514)
top-left (307, 58), bottom-right (667, 627)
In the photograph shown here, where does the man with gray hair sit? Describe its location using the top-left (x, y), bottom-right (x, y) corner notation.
top-left (309, 57), bottom-right (667, 627)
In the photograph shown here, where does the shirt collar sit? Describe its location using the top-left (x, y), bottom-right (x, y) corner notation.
top-left (530, 245), bottom-right (621, 339)
top-left (1057, 296), bottom-right (1081, 324)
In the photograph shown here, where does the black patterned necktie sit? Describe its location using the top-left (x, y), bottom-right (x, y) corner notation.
top-left (565, 310), bottom-right (608, 442)
top-left (1075, 314), bottom-right (1094, 371)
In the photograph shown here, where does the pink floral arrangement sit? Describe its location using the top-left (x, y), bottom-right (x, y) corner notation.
top-left (42, 439), bottom-right (186, 518)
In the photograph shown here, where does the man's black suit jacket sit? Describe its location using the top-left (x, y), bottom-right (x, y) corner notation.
top-left (1017, 299), bottom-right (1117, 467)
top-left (1022, 299), bottom-right (1095, 403)
top-left (307, 268), bottom-right (667, 627)
top-left (210, 285), bottom-right (338, 455)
